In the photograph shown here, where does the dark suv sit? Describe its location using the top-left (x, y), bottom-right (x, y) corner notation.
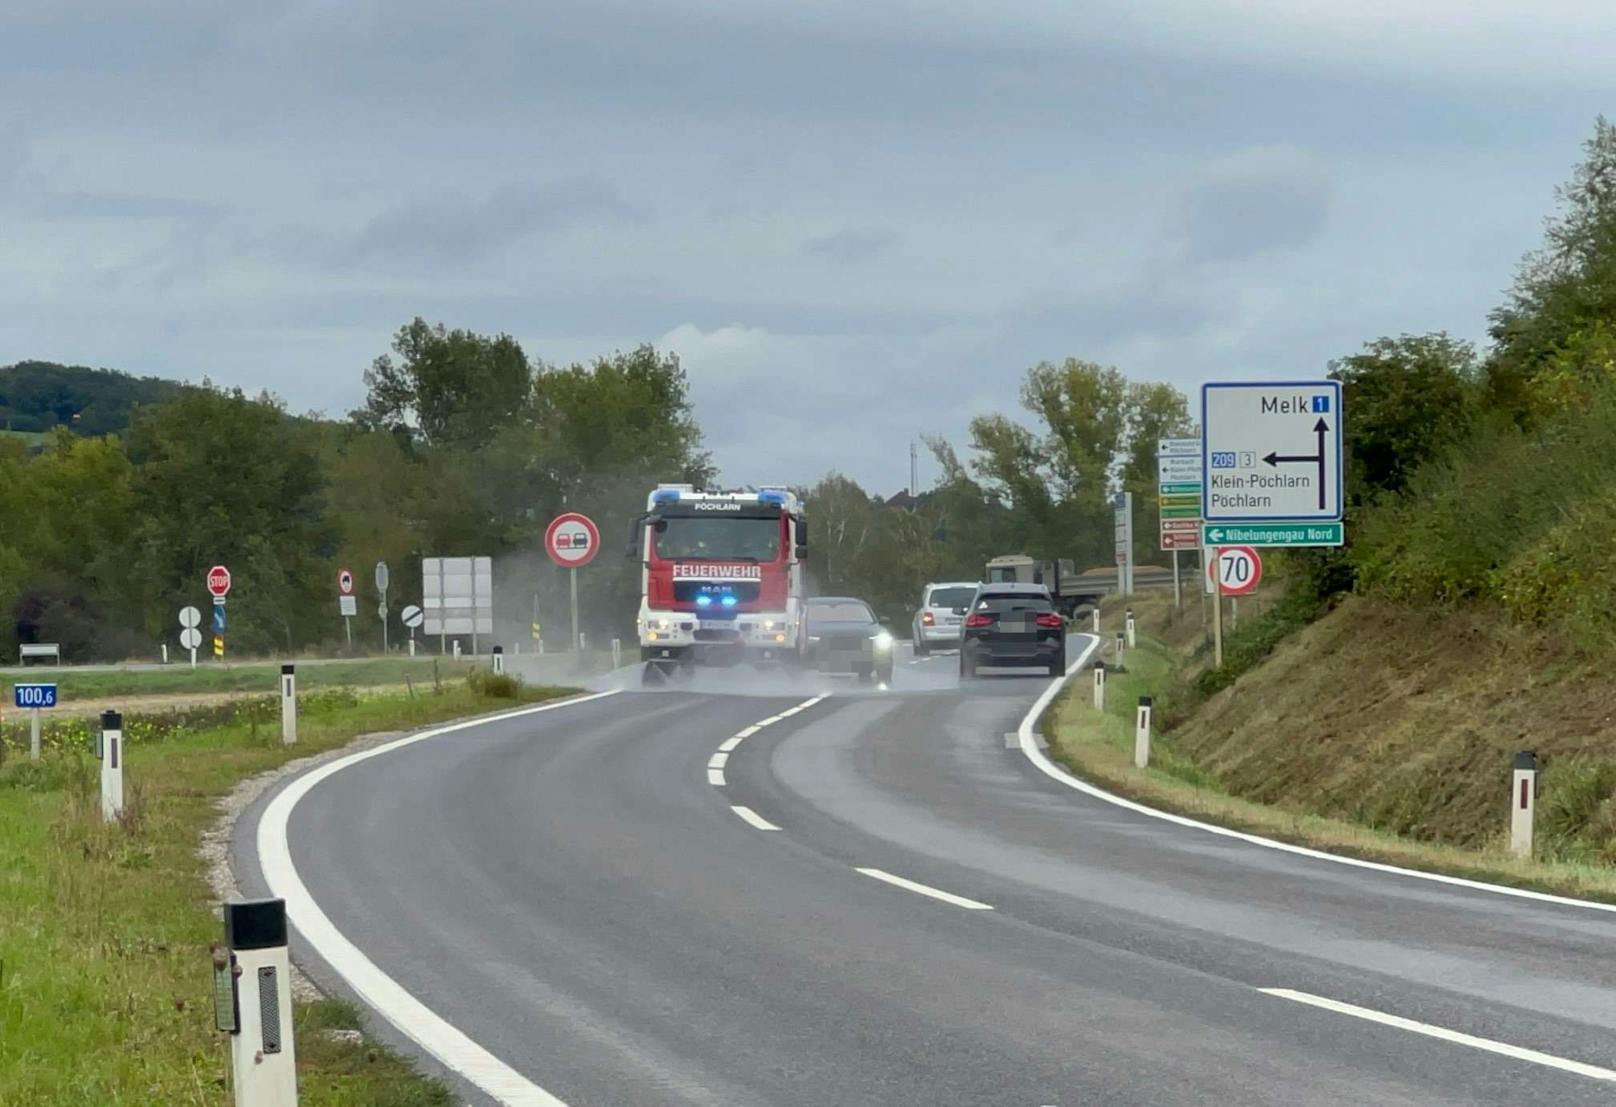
top-left (959, 583), bottom-right (1067, 678)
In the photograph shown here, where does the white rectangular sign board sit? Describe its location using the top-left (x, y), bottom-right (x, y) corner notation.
top-left (1158, 455), bottom-right (1203, 482)
top-left (423, 556), bottom-right (494, 636)
top-left (1201, 381), bottom-right (1343, 523)
top-left (1157, 437), bottom-right (1199, 457)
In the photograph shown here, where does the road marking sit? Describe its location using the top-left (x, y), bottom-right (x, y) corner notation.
top-left (717, 735), bottom-right (744, 752)
top-left (735, 724), bottom-right (762, 738)
top-left (259, 691), bottom-right (621, 1107)
top-left (756, 715), bottom-right (784, 726)
top-left (1013, 636), bottom-right (1616, 917)
top-left (731, 804), bottom-right (780, 831)
top-left (855, 867), bottom-right (994, 910)
top-left (708, 751), bottom-right (729, 769)
top-left (1259, 989), bottom-right (1616, 1083)
top-left (707, 767), bottom-right (726, 786)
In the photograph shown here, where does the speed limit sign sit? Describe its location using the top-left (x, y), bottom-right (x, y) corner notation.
top-left (1208, 546), bottom-right (1263, 596)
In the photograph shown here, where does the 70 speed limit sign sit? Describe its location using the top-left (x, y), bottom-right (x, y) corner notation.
top-left (1207, 545), bottom-right (1263, 596)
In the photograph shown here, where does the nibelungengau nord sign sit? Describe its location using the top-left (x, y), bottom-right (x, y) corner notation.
top-left (1201, 382), bottom-right (1343, 523)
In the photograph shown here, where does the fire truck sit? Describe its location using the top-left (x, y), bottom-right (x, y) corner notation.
top-left (629, 484), bottom-right (808, 682)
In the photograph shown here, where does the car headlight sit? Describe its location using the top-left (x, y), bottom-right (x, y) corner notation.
top-left (872, 631), bottom-right (893, 651)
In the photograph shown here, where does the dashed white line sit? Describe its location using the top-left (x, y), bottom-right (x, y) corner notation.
top-left (855, 867), bottom-right (994, 911)
top-left (1259, 989), bottom-right (1616, 1083)
top-left (730, 805), bottom-right (780, 831)
top-left (735, 724), bottom-right (762, 738)
top-left (708, 751), bottom-right (729, 769)
top-left (707, 768), bottom-right (726, 786)
top-left (717, 735), bottom-right (744, 753)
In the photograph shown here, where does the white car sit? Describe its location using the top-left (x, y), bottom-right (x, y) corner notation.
top-left (910, 581), bottom-right (980, 656)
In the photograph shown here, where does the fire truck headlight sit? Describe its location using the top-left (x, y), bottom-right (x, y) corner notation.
top-left (872, 632), bottom-right (894, 652)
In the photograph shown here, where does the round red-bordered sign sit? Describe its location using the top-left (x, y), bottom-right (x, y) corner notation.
top-left (337, 567), bottom-right (355, 596)
top-left (206, 564), bottom-right (232, 598)
top-left (545, 512), bottom-right (601, 568)
top-left (1208, 545), bottom-right (1263, 596)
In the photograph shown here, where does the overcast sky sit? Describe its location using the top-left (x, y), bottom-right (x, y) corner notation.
top-left (2, 2), bottom-right (1612, 492)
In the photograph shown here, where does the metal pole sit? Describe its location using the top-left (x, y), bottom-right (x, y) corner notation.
top-left (30, 707), bottom-right (41, 761)
top-left (570, 567), bottom-right (580, 653)
top-left (190, 646), bottom-right (197, 671)
top-left (344, 616), bottom-right (352, 650)
top-left (382, 610), bottom-right (389, 655)
top-left (1211, 547), bottom-right (1224, 668)
top-left (1172, 549), bottom-right (1182, 609)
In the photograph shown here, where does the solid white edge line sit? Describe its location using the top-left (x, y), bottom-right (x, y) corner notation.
top-left (731, 804), bottom-right (781, 831)
top-left (259, 691), bottom-right (624, 1107)
top-left (1259, 989), bottom-right (1616, 1082)
top-left (1015, 636), bottom-right (1616, 916)
top-left (707, 767), bottom-right (727, 786)
top-left (855, 867), bottom-right (994, 910)
top-left (708, 751), bottom-right (729, 769)
top-left (717, 735), bottom-right (744, 753)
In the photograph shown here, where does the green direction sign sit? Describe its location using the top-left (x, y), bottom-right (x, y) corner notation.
top-left (1201, 521), bottom-right (1344, 547)
top-left (1159, 493), bottom-right (1200, 507)
top-left (1158, 482), bottom-right (1202, 495)
top-left (1161, 504), bottom-right (1203, 519)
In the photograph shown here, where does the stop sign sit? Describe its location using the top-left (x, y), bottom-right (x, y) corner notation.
top-left (545, 512), bottom-right (601, 568)
top-left (206, 565), bottom-right (232, 598)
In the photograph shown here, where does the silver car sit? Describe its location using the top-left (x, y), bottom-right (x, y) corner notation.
top-left (910, 581), bottom-right (980, 656)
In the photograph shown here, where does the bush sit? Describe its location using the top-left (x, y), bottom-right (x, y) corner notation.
top-left (466, 668), bottom-right (522, 700)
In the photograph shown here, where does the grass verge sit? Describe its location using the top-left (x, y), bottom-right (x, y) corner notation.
top-left (1047, 625), bottom-right (1616, 906)
top-left (0, 676), bottom-right (576, 1105)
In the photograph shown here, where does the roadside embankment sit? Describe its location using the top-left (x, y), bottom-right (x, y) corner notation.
top-left (1049, 592), bottom-right (1616, 902)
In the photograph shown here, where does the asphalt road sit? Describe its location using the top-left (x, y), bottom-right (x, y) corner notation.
top-left (236, 638), bottom-right (1616, 1106)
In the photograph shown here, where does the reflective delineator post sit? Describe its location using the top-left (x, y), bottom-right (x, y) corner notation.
top-left (280, 664), bottom-right (296, 746)
top-left (492, 645), bottom-right (505, 676)
top-left (1092, 608), bottom-right (1100, 635)
top-left (1134, 696), bottom-right (1153, 770)
top-left (611, 638), bottom-right (622, 668)
top-left (1093, 661), bottom-right (1106, 711)
top-left (1114, 631), bottom-right (1126, 661)
top-left (99, 710), bottom-right (124, 821)
top-left (452, 640), bottom-right (462, 660)
top-left (161, 643), bottom-right (169, 665)
top-left (1510, 750), bottom-right (1537, 858)
top-left (1125, 609), bottom-right (1137, 649)
top-left (221, 898), bottom-right (299, 1106)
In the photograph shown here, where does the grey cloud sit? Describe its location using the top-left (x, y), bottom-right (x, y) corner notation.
top-left (802, 227), bottom-right (903, 264)
top-left (33, 191), bottom-right (223, 220)
top-left (1172, 149), bottom-right (1332, 263)
top-left (336, 179), bottom-right (644, 270)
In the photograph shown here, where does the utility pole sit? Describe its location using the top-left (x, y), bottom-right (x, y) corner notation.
top-left (909, 441), bottom-right (919, 498)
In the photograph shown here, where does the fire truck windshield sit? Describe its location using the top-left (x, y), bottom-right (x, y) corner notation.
top-left (654, 516), bottom-right (781, 560)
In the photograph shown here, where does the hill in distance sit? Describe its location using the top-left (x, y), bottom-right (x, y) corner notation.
top-left (0, 360), bottom-right (185, 438)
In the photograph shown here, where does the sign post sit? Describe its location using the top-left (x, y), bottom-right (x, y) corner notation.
top-left (1206, 546), bottom-right (1263, 668)
top-left (544, 513), bottom-right (602, 653)
top-left (375, 561), bottom-right (391, 654)
top-left (15, 682), bottom-right (57, 760)
top-left (206, 566), bottom-right (231, 660)
top-left (337, 567), bottom-right (356, 648)
top-left (1112, 492), bottom-right (1134, 597)
top-left (179, 606), bottom-right (202, 669)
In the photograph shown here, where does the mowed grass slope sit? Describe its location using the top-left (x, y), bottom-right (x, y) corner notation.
top-left (0, 676), bottom-right (573, 1105)
top-left (1048, 592), bottom-right (1616, 901)
top-left (3, 657), bottom-right (474, 701)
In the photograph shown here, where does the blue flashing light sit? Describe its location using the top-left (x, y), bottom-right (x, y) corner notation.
top-left (720, 594), bottom-right (739, 607)
top-left (695, 594), bottom-right (713, 608)
top-left (652, 488), bottom-right (682, 504)
top-left (757, 489), bottom-right (787, 506)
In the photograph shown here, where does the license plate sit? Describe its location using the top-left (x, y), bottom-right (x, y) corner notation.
top-left (944, 617), bottom-right (961, 625)
top-left (698, 620), bottom-right (736, 631)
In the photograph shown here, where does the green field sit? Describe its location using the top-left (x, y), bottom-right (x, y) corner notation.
top-left (0, 675), bottom-right (575, 1105)
top-left (3, 658), bottom-right (476, 702)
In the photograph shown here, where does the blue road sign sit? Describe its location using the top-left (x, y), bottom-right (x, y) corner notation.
top-left (14, 683), bottom-right (58, 709)
top-left (213, 605), bottom-right (227, 633)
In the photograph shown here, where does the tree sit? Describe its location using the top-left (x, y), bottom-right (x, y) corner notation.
top-left (1488, 117), bottom-right (1616, 415)
top-left (1019, 358), bottom-right (1129, 512)
top-left (355, 318), bottom-right (531, 447)
top-left (127, 386), bottom-right (335, 652)
top-left (1119, 382), bottom-right (1195, 566)
top-left (803, 474), bottom-right (880, 595)
top-left (1329, 334), bottom-right (1478, 505)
